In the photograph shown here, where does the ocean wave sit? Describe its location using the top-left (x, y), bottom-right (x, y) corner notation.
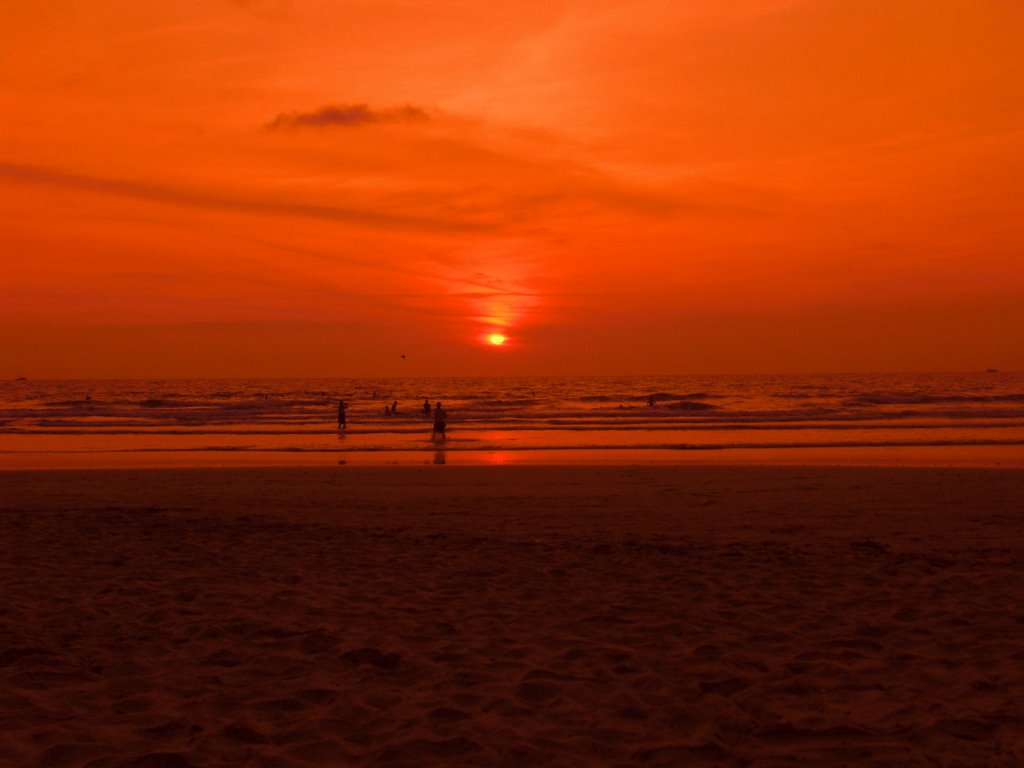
top-left (579, 392), bottom-right (715, 403)
top-left (846, 392), bottom-right (1024, 406)
top-left (465, 398), bottom-right (546, 408)
top-left (664, 401), bottom-right (716, 411)
top-left (7, 437), bottom-right (1020, 455)
top-left (8, 411), bottom-right (1024, 436)
top-left (650, 391), bottom-right (715, 401)
top-left (5, 375), bottom-right (1022, 455)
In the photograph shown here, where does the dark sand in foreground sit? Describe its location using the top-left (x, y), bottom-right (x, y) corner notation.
top-left (2, 466), bottom-right (1022, 767)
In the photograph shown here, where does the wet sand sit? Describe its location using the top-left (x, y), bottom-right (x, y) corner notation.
top-left (1, 466), bottom-right (1022, 766)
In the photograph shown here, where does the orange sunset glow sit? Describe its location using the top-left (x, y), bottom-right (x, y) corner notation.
top-left (3, 0), bottom-right (1022, 377)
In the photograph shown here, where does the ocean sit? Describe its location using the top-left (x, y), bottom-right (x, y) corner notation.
top-left (1, 372), bottom-right (1022, 468)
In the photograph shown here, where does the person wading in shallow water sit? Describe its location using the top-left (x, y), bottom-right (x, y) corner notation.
top-left (431, 401), bottom-right (447, 443)
top-left (337, 399), bottom-right (347, 429)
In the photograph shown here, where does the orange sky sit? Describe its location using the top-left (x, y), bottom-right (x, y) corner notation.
top-left (3, 0), bottom-right (1022, 377)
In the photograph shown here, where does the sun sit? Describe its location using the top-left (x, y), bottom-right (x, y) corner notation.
top-left (488, 333), bottom-right (507, 346)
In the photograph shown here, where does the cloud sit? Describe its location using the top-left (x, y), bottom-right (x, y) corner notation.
top-left (0, 161), bottom-right (482, 232)
top-left (267, 103), bottom-right (430, 131)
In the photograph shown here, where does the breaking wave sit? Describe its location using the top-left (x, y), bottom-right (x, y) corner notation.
top-left (3, 372), bottom-right (1022, 460)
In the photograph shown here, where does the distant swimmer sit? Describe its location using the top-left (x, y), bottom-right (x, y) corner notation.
top-left (422, 399), bottom-right (431, 415)
top-left (337, 399), bottom-right (347, 429)
top-left (432, 401), bottom-right (447, 442)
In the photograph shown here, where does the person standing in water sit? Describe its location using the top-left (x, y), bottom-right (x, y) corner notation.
top-left (431, 401), bottom-right (447, 442)
top-left (422, 399), bottom-right (431, 416)
top-left (337, 399), bottom-right (347, 429)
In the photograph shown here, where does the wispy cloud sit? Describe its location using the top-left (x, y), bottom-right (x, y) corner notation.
top-left (0, 161), bottom-right (482, 232)
top-left (267, 103), bottom-right (430, 131)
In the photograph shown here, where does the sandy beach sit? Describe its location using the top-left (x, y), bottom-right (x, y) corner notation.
top-left (2, 465), bottom-right (1022, 767)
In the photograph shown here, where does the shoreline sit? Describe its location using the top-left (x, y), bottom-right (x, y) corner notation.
top-left (2, 441), bottom-right (1023, 470)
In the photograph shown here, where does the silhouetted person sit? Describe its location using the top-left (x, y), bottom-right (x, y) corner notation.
top-left (390, 400), bottom-right (398, 415)
top-left (422, 399), bottom-right (431, 415)
top-left (648, 395), bottom-right (656, 407)
top-left (432, 401), bottom-right (447, 442)
top-left (337, 399), bottom-right (347, 429)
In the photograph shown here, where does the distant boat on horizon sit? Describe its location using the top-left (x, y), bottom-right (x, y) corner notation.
top-left (14, 376), bottom-right (28, 381)
top-left (985, 368), bottom-right (999, 373)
